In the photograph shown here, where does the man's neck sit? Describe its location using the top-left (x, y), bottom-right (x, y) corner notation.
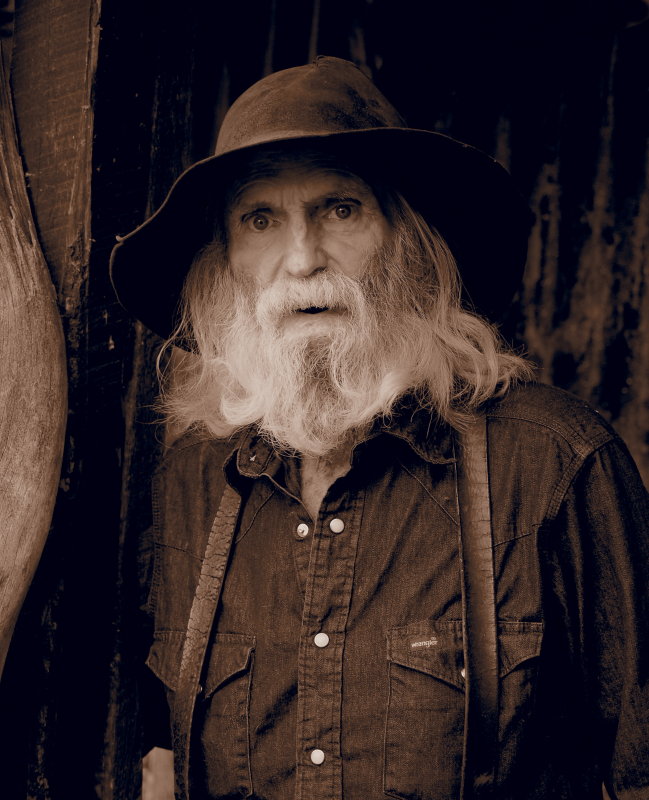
top-left (299, 440), bottom-right (355, 521)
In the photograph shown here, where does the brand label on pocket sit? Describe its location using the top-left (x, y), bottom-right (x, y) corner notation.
top-left (410, 637), bottom-right (438, 648)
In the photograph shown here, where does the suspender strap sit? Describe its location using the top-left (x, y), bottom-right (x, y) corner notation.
top-left (172, 483), bottom-right (242, 800)
top-left (457, 413), bottom-right (499, 798)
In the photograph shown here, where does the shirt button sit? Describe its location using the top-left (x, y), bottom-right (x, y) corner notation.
top-left (329, 518), bottom-right (345, 533)
top-left (310, 749), bottom-right (325, 765)
top-left (313, 632), bottom-right (330, 648)
top-left (296, 523), bottom-right (309, 538)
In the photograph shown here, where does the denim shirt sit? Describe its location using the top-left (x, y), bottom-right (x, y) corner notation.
top-left (140, 383), bottom-right (649, 799)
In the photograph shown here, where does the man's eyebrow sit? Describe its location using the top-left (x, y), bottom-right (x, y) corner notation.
top-left (227, 198), bottom-right (274, 218)
top-left (320, 193), bottom-right (363, 206)
top-left (232, 202), bottom-right (274, 215)
top-left (227, 178), bottom-right (374, 216)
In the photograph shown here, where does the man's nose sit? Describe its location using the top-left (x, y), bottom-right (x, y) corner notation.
top-left (280, 217), bottom-right (326, 278)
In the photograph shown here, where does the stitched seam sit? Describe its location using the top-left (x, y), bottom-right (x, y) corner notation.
top-left (387, 430), bottom-right (455, 465)
top-left (486, 411), bottom-right (613, 458)
top-left (493, 528), bottom-right (539, 547)
top-left (493, 441), bottom-right (615, 542)
top-left (153, 628), bottom-right (185, 635)
top-left (398, 459), bottom-right (458, 525)
top-left (236, 484), bottom-right (276, 543)
top-left (156, 541), bottom-right (203, 559)
top-left (147, 477), bottom-right (163, 616)
top-left (545, 440), bottom-right (614, 519)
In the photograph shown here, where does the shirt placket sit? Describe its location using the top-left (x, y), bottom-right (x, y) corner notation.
top-left (294, 491), bottom-right (364, 800)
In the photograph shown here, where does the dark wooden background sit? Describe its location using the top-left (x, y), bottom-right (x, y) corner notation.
top-left (0, 0), bottom-right (647, 797)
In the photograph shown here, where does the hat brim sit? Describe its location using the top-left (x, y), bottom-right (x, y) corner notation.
top-left (110, 127), bottom-right (533, 340)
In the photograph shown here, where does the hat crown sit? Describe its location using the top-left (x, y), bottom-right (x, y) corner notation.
top-left (215, 56), bottom-right (406, 156)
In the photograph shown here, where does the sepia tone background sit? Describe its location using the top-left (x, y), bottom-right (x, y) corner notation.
top-left (0, 0), bottom-right (647, 797)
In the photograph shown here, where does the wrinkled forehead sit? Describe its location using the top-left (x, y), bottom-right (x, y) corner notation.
top-left (224, 145), bottom-right (381, 210)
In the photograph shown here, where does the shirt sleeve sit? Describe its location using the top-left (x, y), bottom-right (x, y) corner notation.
top-left (549, 436), bottom-right (649, 799)
top-left (137, 524), bottom-right (172, 753)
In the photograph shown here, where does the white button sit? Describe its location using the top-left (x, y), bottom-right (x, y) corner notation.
top-left (460, 667), bottom-right (466, 679)
top-left (329, 518), bottom-right (345, 533)
top-left (314, 632), bottom-right (330, 648)
top-left (310, 748), bottom-right (325, 765)
top-left (297, 523), bottom-right (309, 538)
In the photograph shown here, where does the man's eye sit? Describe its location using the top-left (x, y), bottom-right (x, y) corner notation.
top-left (328, 203), bottom-right (355, 220)
top-left (246, 214), bottom-right (271, 231)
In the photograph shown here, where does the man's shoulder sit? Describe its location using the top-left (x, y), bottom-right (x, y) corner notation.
top-left (155, 426), bottom-right (247, 477)
top-left (487, 382), bottom-right (616, 458)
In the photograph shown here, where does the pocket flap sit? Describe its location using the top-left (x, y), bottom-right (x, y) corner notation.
top-left (388, 621), bottom-right (464, 689)
top-left (387, 620), bottom-right (544, 689)
top-left (145, 630), bottom-right (185, 691)
top-left (498, 621), bottom-right (543, 676)
top-left (203, 633), bottom-right (256, 698)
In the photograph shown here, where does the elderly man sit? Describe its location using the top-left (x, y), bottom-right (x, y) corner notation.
top-left (111, 57), bottom-right (648, 800)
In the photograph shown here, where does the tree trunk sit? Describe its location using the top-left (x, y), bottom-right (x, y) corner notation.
top-left (0, 41), bottom-right (67, 675)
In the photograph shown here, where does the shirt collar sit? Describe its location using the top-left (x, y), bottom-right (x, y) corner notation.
top-left (368, 399), bottom-right (456, 466)
top-left (233, 397), bottom-right (455, 481)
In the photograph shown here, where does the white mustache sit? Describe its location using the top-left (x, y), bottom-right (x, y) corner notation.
top-left (254, 273), bottom-right (364, 325)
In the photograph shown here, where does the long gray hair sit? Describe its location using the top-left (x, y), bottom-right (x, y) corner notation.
top-left (157, 189), bottom-right (532, 453)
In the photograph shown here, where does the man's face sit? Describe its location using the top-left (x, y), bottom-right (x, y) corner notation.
top-left (186, 168), bottom-right (452, 455)
top-left (225, 159), bottom-right (390, 338)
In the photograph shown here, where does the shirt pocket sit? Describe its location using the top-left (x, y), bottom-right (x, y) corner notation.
top-left (383, 619), bottom-right (543, 800)
top-left (496, 620), bottom-right (544, 766)
top-left (145, 629), bottom-right (185, 693)
top-left (145, 631), bottom-right (256, 798)
top-left (194, 633), bottom-right (256, 799)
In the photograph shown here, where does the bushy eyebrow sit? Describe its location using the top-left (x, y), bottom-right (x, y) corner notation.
top-left (320, 193), bottom-right (363, 207)
top-left (227, 170), bottom-right (376, 211)
top-left (236, 205), bottom-right (274, 217)
top-left (230, 188), bottom-right (369, 219)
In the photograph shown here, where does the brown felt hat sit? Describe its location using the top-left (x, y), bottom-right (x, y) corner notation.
top-left (110, 56), bottom-right (532, 339)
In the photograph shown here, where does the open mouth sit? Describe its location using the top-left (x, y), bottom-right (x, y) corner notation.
top-left (297, 306), bottom-right (329, 314)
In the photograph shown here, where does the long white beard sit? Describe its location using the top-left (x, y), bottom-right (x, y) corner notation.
top-left (214, 269), bottom-right (427, 456)
top-left (165, 212), bottom-right (528, 450)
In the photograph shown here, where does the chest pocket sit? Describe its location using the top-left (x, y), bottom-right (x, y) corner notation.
top-left (383, 619), bottom-right (543, 800)
top-left (193, 633), bottom-right (256, 799)
top-left (145, 632), bottom-right (256, 798)
top-left (145, 630), bottom-right (185, 692)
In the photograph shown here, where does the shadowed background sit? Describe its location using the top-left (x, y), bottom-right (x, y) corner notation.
top-left (0, 0), bottom-right (647, 797)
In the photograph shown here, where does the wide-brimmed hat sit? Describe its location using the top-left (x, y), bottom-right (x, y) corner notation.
top-left (110, 56), bottom-right (532, 339)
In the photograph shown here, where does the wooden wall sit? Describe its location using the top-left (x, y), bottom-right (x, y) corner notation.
top-left (0, 1), bottom-right (646, 797)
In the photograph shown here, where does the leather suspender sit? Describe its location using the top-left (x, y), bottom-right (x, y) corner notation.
top-left (172, 483), bottom-right (242, 800)
top-left (457, 413), bottom-right (499, 798)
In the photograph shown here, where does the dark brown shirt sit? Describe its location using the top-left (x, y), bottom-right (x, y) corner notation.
top-left (141, 384), bottom-right (649, 799)
top-left (198, 414), bottom-right (463, 799)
